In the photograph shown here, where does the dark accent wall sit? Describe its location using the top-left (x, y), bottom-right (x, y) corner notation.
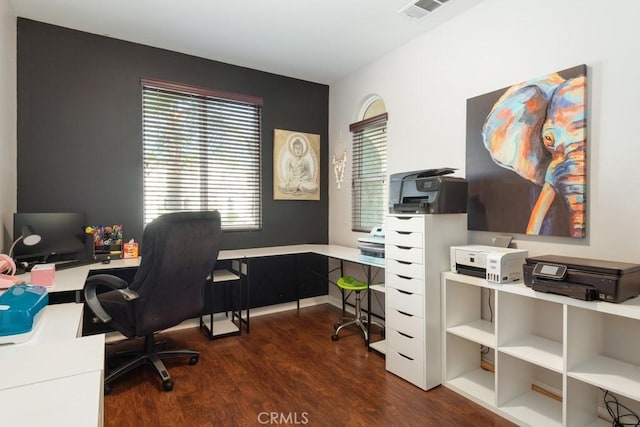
top-left (16, 19), bottom-right (329, 250)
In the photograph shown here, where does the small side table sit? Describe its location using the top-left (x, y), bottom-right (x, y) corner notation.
top-left (200, 269), bottom-right (248, 340)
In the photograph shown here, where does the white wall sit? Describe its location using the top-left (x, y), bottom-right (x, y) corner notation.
top-left (329, 0), bottom-right (640, 263)
top-left (0, 0), bottom-right (16, 252)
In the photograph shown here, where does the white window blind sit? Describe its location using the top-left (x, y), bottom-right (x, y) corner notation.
top-left (141, 78), bottom-right (263, 230)
top-left (350, 113), bottom-right (388, 232)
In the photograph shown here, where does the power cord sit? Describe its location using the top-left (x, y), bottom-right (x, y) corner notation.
top-left (601, 388), bottom-right (640, 426)
top-left (481, 289), bottom-right (493, 355)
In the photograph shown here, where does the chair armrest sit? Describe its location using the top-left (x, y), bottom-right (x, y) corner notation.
top-left (83, 274), bottom-right (139, 324)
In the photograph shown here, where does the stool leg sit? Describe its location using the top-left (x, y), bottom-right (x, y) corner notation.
top-left (332, 290), bottom-right (368, 343)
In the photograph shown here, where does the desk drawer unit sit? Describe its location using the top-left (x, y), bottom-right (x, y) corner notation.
top-left (384, 213), bottom-right (467, 391)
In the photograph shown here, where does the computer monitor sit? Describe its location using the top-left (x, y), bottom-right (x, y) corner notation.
top-left (12, 212), bottom-right (87, 262)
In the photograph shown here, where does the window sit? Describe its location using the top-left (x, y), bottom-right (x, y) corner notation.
top-left (141, 78), bottom-right (262, 230)
top-left (350, 104), bottom-right (388, 232)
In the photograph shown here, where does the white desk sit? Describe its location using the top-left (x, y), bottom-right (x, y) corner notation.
top-left (0, 304), bottom-right (104, 426)
top-left (14, 251), bottom-right (241, 296)
top-left (14, 245), bottom-right (382, 294)
top-left (232, 244), bottom-right (385, 348)
top-left (0, 244), bottom-right (382, 426)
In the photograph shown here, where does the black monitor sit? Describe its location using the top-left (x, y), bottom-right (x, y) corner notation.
top-left (12, 212), bottom-right (87, 262)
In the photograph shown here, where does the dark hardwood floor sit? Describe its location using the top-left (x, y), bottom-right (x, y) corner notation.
top-left (103, 304), bottom-right (515, 426)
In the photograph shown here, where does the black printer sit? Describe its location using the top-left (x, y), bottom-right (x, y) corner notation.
top-left (388, 168), bottom-right (468, 214)
top-left (523, 255), bottom-right (640, 303)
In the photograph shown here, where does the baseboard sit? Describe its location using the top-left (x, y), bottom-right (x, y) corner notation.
top-left (105, 295), bottom-right (330, 344)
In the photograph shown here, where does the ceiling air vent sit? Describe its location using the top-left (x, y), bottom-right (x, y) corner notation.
top-left (399, 0), bottom-right (451, 20)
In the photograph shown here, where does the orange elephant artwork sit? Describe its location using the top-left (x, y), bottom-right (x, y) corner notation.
top-left (466, 65), bottom-right (586, 238)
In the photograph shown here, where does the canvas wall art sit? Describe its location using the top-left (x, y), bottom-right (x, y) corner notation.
top-left (273, 129), bottom-right (320, 200)
top-left (466, 65), bottom-right (587, 238)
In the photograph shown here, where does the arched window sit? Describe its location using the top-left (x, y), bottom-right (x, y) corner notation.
top-left (350, 98), bottom-right (388, 232)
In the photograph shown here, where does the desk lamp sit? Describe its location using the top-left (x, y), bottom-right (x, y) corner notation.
top-left (8, 225), bottom-right (42, 258)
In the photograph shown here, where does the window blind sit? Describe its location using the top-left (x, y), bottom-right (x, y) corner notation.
top-left (350, 113), bottom-right (388, 232)
top-left (142, 79), bottom-right (262, 230)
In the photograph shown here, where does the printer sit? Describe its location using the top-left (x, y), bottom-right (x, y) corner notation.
top-left (523, 255), bottom-right (640, 303)
top-left (451, 245), bottom-right (528, 283)
top-left (388, 168), bottom-right (468, 214)
top-left (358, 227), bottom-right (385, 265)
top-left (0, 284), bottom-right (48, 344)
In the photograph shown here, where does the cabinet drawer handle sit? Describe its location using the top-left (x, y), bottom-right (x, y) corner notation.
top-left (397, 231), bottom-right (411, 235)
top-left (396, 246), bottom-right (411, 250)
top-left (397, 352), bottom-right (414, 361)
top-left (398, 331), bottom-right (414, 339)
top-left (396, 289), bottom-right (413, 295)
top-left (395, 274), bottom-right (411, 280)
top-left (396, 260), bottom-right (411, 265)
top-left (396, 310), bottom-right (413, 317)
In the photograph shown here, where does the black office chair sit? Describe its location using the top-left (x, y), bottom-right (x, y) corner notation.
top-left (83, 211), bottom-right (222, 393)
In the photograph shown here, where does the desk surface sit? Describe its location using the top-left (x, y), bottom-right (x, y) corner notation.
top-left (0, 370), bottom-right (103, 426)
top-left (13, 244), bottom-right (383, 294)
top-left (0, 304), bottom-right (104, 426)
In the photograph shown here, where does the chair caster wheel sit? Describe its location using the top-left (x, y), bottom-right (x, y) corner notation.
top-left (162, 379), bottom-right (174, 392)
top-left (331, 334), bottom-right (339, 341)
top-left (104, 384), bottom-right (112, 395)
top-left (189, 355), bottom-right (199, 365)
top-left (333, 322), bottom-right (341, 330)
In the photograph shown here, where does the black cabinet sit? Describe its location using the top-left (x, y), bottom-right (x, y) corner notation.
top-left (248, 253), bottom-right (328, 308)
top-left (80, 253), bottom-right (330, 335)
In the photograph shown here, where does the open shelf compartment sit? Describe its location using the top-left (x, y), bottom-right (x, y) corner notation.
top-left (567, 305), bottom-right (640, 402)
top-left (497, 291), bottom-right (563, 372)
top-left (497, 352), bottom-right (563, 427)
top-left (444, 333), bottom-right (495, 407)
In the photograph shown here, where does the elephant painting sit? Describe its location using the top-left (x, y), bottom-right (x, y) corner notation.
top-left (466, 65), bottom-right (587, 238)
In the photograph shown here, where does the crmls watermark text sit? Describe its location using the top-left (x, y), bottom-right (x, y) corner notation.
top-left (257, 412), bottom-right (310, 425)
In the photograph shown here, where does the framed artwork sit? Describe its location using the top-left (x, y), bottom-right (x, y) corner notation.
top-left (273, 129), bottom-right (320, 200)
top-left (466, 65), bottom-right (587, 238)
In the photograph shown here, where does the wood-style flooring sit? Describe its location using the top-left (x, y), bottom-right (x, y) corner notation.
top-left (103, 304), bottom-right (515, 427)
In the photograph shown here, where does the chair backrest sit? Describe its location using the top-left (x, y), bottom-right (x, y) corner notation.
top-left (129, 211), bottom-right (222, 336)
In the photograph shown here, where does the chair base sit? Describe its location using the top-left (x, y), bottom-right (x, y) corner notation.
top-left (104, 334), bottom-right (199, 393)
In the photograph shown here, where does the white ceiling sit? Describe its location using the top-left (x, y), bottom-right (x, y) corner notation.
top-left (9, 0), bottom-right (481, 84)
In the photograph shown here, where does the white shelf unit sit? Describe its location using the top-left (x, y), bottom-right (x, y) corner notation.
top-left (442, 271), bottom-right (640, 426)
top-left (384, 213), bottom-right (467, 391)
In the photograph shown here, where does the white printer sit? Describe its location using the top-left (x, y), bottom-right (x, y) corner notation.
top-left (450, 245), bottom-right (528, 283)
top-left (358, 227), bottom-right (385, 265)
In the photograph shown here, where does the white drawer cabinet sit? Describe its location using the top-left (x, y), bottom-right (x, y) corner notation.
top-left (384, 213), bottom-right (467, 391)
